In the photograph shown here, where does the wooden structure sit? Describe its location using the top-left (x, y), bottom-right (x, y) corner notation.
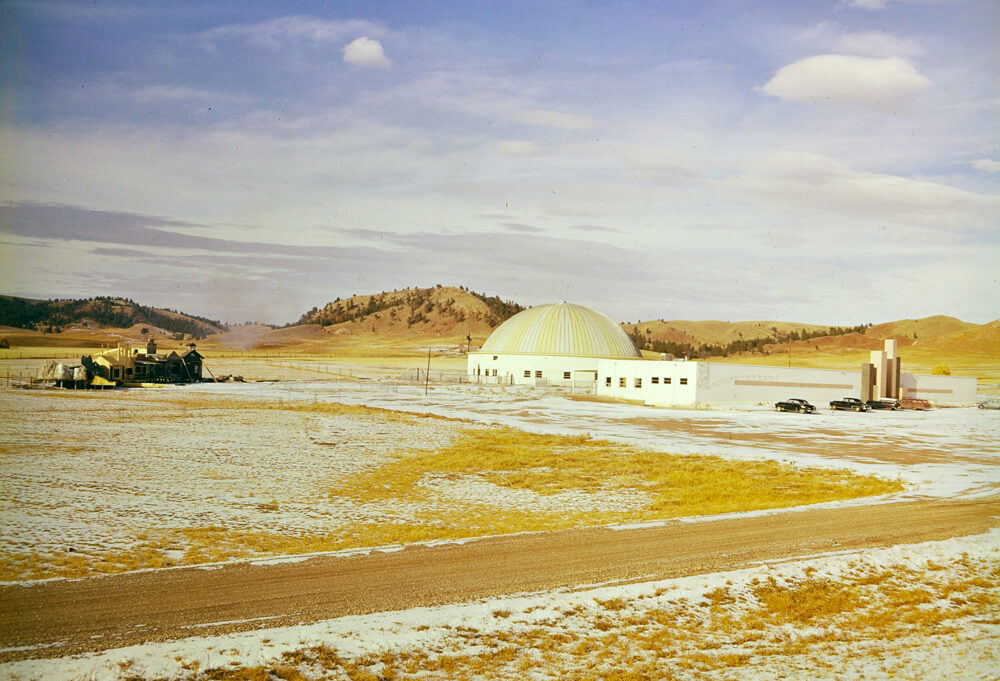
top-left (85, 340), bottom-right (205, 385)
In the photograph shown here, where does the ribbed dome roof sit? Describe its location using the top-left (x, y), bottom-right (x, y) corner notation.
top-left (481, 302), bottom-right (641, 358)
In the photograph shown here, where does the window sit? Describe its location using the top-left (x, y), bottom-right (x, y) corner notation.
top-left (680, 377), bottom-right (688, 385)
top-left (492, 356), bottom-right (498, 360)
top-left (524, 370), bottom-right (531, 378)
top-left (605, 376), bottom-right (612, 386)
top-left (619, 377), bottom-right (626, 388)
top-left (651, 377), bottom-right (659, 384)
top-left (635, 378), bottom-right (642, 388)
top-left (563, 371), bottom-right (571, 380)
top-left (664, 377), bottom-right (671, 384)
top-left (535, 370), bottom-right (542, 378)
top-left (492, 369), bottom-right (497, 376)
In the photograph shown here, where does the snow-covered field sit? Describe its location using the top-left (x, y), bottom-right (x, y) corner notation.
top-left (0, 387), bottom-right (478, 579)
top-left (187, 379), bottom-right (1000, 499)
top-left (3, 381), bottom-right (997, 581)
top-left (5, 530), bottom-right (997, 680)
top-left (2, 379), bottom-right (998, 679)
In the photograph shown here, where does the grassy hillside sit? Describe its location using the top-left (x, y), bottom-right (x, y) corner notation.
top-left (200, 286), bottom-right (525, 354)
top-left (866, 315), bottom-right (977, 341)
top-left (624, 319), bottom-right (870, 359)
top-left (0, 296), bottom-right (226, 340)
top-left (298, 286), bottom-right (522, 331)
top-left (3, 289), bottom-right (994, 380)
top-left (695, 317), bottom-right (1000, 384)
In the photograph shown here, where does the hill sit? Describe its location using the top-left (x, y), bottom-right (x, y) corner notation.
top-left (624, 319), bottom-right (869, 359)
top-left (0, 296), bottom-right (226, 340)
top-left (200, 286), bottom-right (525, 353)
top-left (920, 319), bottom-right (1000, 354)
top-left (867, 315), bottom-right (977, 342)
top-left (297, 286), bottom-right (523, 332)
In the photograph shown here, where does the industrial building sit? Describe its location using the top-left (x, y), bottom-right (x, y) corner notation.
top-left (37, 339), bottom-right (206, 388)
top-left (467, 302), bottom-right (977, 407)
top-left (87, 338), bottom-right (204, 384)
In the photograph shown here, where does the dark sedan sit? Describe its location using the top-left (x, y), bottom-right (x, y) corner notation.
top-left (867, 398), bottom-right (900, 410)
top-left (830, 397), bottom-right (870, 412)
top-left (775, 398), bottom-right (816, 413)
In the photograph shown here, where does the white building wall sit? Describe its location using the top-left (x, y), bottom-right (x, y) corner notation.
top-left (695, 362), bottom-right (861, 406)
top-left (472, 353), bottom-right (978, 407)
top-left (595, 359), bottom-right (699, 406)
top-left (899, 373), bottom-right (977, 405)
top-left (467, 352), bottom-right (599, 386)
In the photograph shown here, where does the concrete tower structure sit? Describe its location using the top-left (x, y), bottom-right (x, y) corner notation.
top-left (870, 339), bottom-right (900, 399)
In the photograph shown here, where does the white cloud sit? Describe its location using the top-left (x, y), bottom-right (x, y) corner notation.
top-left (833, 31), bottom-right (922, 58)
top-left (516, 108), bottom-right (595, 132)
top-left (342, 36), bottom-right (392, 69)
top-left (760, 55), bottom-right (929, 107)
top-left (492, 140), bottom-right (540, 157)
top-left (201, 16), bottom-right (376, 51)
top-left (729, 151), bottom-right (999, 229)
top-left (841, 0), bottom-right (889, 9)
top-left (970, 159), bottom-right (1000, 173)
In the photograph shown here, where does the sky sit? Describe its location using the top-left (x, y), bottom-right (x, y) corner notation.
top-left (1, 0), bottom-right (997, 326)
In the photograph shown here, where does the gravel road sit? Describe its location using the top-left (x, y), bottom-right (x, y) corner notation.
top-left (2, 496), bottom-right (997, 663)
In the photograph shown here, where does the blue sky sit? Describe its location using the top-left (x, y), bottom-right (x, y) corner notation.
top-left (1, 0), bottom-right (997, 325)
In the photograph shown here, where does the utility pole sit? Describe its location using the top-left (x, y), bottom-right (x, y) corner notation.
top-left (424, 346), bottom-right (432, 396)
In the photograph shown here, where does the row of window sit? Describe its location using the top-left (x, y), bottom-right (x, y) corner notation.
top-left (605, 376), bottom-right (689, 388)
top-left (510, 370), bottom-right (689, 386)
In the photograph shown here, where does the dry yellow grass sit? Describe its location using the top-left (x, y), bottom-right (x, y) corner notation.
top-left (329, 426), bottom-right (901, 520)
top-left (0, 399), bottom-right (900, 581)
top-left (174, 551), bottom-right (998, 680)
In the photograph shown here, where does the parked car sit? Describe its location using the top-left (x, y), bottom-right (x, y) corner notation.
top-left (899, 397), bottom-right (932, 410)
top-left (775, 398), bottom-right (816, 413)
top-left (977, 398), bottom-right (1000, 410)
top-left (866, 398), bottom-right (900, 410)
top-left (830, 397), bottom-right (870, 412)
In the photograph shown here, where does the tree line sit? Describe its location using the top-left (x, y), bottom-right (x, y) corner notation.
top-left (627, 323), bottom-right (873, 359)
top-left (0, 296), bottom-right (226, 340)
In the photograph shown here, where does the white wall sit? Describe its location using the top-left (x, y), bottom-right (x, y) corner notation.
top-left (467, 352), bottom-right (599, 386)
top-left (595, 359), bottom-right (699, 406)
top-left (472, 353), bottom-right (979, 407)
top-left (695, 362), bottom-right (862, 406)
top-left (900, 373), bottom-right (977, 405)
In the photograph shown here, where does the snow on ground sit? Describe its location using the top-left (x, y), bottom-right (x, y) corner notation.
top-left (2, 378), bottom-right (998, 678)
top-left (3, 529), bottom-right (996, 681)
top-left (2, 379), bottom-right (996, 580)
top-left (0, 388), bottom-right (474, 578)
top-left (183, 379), bottom-right (1000, 500)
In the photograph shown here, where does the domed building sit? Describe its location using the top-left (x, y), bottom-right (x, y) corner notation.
top-left (468, 302), bottom-right (641, 386)
top-left (467, 302), bottom-right (977, 407)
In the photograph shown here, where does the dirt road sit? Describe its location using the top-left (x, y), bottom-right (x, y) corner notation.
top-left (2, 497), bottom-right (998, 663)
